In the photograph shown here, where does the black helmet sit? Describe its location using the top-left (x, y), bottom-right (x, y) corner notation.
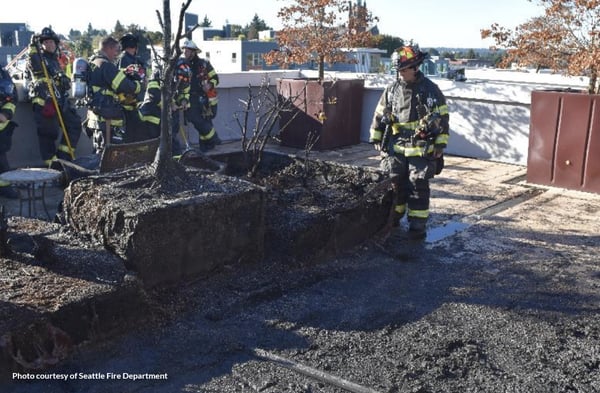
top-left (392, 45), bottom-right (428, 72)
top-left (119, 33), bottom-right (138, 49)
top-left (39, 27), bottom-right (59, 44)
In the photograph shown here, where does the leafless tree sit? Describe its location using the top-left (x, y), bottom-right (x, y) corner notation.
top-left (150, 0), bottom-right (190, 179)
top-left (234, 77), bottom-right (310, 178)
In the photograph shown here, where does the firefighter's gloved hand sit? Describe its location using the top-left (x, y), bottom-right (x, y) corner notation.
top-left (202, 80), bottom-right (213, 93)
top-left (370, 140), bottom-right (382, 151)
top-left (380, 112), bottom-right (395, 126)
top-left (55, 73), bottom-right (71, 90)
top-left (433, 147), bottom-right (444, 158)
top-left (201, 106), bottom-right (214, 119)
top-left (178, 99), bottom-right (189, 110)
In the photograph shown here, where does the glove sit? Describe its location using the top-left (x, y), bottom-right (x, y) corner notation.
top-left (201, 105), bottom-right (214, 119)
top-left (177, 99), bottom-right (189, 110)
top-left (55, 73), bottom-right (71, 90)
top-left (380, 112), bottom-right (395, 126)
top-left (433, 146), bottom-right (444, 158)
top-left (369, 139), bottom-right (382, 151)
top-left (30, 34), bottom-right (39, 46)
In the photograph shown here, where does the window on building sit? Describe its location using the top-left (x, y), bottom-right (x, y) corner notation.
top-left (1, 32), bottom-right (15, 47)
top-left (232, 52), bottom-right (237, 63)
top-left (369, 54), bottom-right (382, 73)
top-left (246, 53), bottom-right (262, 69)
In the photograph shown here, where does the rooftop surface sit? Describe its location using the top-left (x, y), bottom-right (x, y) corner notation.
top-left (1, 141), bottom-right (599, 392)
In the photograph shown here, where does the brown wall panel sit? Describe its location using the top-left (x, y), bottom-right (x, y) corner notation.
top-left (528, 90), bottom-right (600, 194)
top-left (527, 91), bottom-right (560, 185)
top-left (553, 93), bottom-right (591, 189)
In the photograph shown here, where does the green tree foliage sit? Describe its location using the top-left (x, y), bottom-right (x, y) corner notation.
top-left (200, 14), bottom-right (212, 27)
top-left (68, 29), bottom-right (82, 41)
top-left (441, 51), bottom-right (455, 60)
top-left (465, 48), bottom-right (476, 59)
top-left (428, 48), bottom-right (440, 56)
top-left (113, 20), bottom-right (126, 37)
top-left (146, 31), bottom-right (164, 45)
top-left (375, 34), bottom-right (405, 56)
top-left (71, 32), bottom-right (94, 58)
top-left (243, 14), bottom-right (271, 40)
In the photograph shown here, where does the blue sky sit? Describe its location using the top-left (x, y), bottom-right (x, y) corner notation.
top-left (2, 0), bottom-right (545, 48)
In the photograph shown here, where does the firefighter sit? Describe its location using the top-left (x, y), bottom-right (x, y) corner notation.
top-left (179, 39), bottom-right (221, 153)
top-left (0, 67), bottom-right (19, 199)
top-left (85, 36), bottom-right (142, 153)
top-left (117, 32), bottom-right (147, 143)
top-left (138, 61), bottom-right (191, 143)
top-left (27, 27), bottom-right (82, 166)
top-left (369, 45), bottom-right (449, 239)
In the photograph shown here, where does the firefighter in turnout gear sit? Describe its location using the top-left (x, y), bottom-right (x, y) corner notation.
top-left (0, 67), bottom-right (19, 199)
top-left (138, 61), bottom-right (191, 142)
top-left (85, 36), bottom-right (142, 153)
top-left (27, 27), bottom-right (82, 166)
top-left (117, 32), bottom-right (147, 143)
top-left (178, 39), bottom-right (220, 153)
top-left (370, 45), bottom-right (449, 239)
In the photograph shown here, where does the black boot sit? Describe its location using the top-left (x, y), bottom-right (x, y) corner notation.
top-left (408, 218), bottom-right (427, 240)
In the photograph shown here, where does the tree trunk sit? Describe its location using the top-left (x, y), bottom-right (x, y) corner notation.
top-left (318, 55), bottom-right (325, 82)
top-left (589, 67), bottom-right (598, 94)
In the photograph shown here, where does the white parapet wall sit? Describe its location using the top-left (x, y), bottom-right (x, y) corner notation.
top-left (8, 68), bottom-right (589, 168)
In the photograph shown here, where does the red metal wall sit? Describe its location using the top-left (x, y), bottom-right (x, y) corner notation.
top-left (527, 90), bottom-right (600, 194)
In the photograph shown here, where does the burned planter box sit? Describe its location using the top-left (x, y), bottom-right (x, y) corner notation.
top-left (184, 151), bottom-right (394, 263)
top-left (63, 165), bottom-right (266, 288)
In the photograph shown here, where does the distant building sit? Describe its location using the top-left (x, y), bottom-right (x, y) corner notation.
top-left (188, 0), bottom-right (384, 75)
top-left (323, 48), bottom-right (386, 74)
top-left (191, 27), bottom-right (279, 72)
top-left (422, 56), bottom-right (450, 76)
top-left (0, 23), bottom-right (33, 66)
top-left (184, 13), bottom-right (198, 36)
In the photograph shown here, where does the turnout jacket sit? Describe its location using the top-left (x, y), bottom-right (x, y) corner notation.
top-left (370, 71), bottom-right (449, 157)
top-left (27, 44), bottom-right (71, 106)
top-left (117, 51), bottom-right (146, 109)
top-left (188, 55), bottom-right (218, 106)
top-left (87, 50), bottom-right (141, 126)
top-left (0, 98), bottom-right (16, 132)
